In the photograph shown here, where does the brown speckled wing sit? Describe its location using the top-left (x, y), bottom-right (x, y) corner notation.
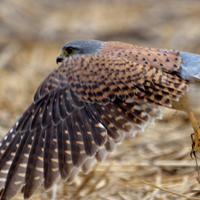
top-left (64, 53), bottom-right (187, 106)
top-left (101, 42), bottom-right (182, 72)
top-left (0, 43), bottom-right (188, 200)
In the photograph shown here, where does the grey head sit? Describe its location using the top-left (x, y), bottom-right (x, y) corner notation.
top-left (56, 39), bottom-right (105, 63)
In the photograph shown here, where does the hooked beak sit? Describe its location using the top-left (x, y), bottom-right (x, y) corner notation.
top-left (56, 53), bottom-right (64, 64)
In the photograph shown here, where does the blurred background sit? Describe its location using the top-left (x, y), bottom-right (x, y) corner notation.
top-left (1, 0), bottom-right (200, 199)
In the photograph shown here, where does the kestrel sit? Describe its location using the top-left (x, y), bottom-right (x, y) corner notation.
top-left (0, 39), bottom-right (200, 200)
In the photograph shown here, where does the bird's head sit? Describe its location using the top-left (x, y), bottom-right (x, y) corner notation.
top-left (56, 39), bottom-right (105, 64)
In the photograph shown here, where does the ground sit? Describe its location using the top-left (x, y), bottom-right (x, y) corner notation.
top-left (1, 0), bottom-right (200, 199)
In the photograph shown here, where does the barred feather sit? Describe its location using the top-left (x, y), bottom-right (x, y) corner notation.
top-left (0, 39), bottom-right (190, 200)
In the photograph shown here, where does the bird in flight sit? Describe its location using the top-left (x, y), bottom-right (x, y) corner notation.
top-left (0, 39), bottom-right (200, 199)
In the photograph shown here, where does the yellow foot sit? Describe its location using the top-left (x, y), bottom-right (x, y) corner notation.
top-left (189, 110), bottom-right (200, 157)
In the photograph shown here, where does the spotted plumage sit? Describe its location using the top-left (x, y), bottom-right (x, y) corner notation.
top-left (1, 39), bottom-right (200, 200)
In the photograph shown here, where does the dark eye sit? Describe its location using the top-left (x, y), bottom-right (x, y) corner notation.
top-left (63, 47), bottom-right (74, 56)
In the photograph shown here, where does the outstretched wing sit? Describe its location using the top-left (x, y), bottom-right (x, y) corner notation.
top-left (0, 54), bottom-right (187, 200)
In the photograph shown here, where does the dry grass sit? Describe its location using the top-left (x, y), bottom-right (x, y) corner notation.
top-left (1, 0), bottom-right (200, 199)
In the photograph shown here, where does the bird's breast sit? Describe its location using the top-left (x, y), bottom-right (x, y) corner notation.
top-left (172, 81), bottom-right (200, 116)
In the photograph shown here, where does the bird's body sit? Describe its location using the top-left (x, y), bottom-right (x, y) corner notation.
top-left (172, 81), bottom-right (200, 113)
top-left (172, 51), bottom-right (200, 114)
top-left (0, 39), bottom-right (200, 199)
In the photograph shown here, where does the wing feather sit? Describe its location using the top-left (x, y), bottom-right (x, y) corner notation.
top-left (24, 128), bottom-right (45, 199)
top-left (1, 130), bottom-right (34, 200)
top-left (0, 51), bottom-right (188, 199)
top-left (75, 109), bottom-right (97, 157)
top-left (43, 124), bottom-right (60, 190)
top-left (58, 89), bottom-right (69, 120)
top-left (41, 93), bottom-right (53, 128)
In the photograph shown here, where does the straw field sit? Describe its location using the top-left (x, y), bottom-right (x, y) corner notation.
top-left (1, 0), bottom-right (200, 199)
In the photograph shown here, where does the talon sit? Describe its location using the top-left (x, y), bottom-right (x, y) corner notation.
top-left (190, 151), bottom-right (193, 158)
top-left (189, 111), bottom-right (200, 157)
top-left (190, 133), bottom-right (195, 158)
top-left (191, 150), bottom-right (197, 158)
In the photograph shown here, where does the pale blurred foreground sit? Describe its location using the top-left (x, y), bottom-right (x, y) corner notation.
top-left (1, 0), bottom-right (200, 199)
